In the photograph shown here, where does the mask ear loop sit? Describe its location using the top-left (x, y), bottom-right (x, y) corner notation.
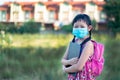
top-left (89, 30), bottom-right (92, 38)
top-left (88, 24), bottom-right (92, 38)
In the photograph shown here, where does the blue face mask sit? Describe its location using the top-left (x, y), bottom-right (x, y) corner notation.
top-left (72, 28), bottom-right (89, 38)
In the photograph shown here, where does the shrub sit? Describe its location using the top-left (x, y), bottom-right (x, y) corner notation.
top-left (61, 24), bottom-right (72, 33)
top-left (19, 20), bottom-right (41, 33)
top-left (0, 23), bottom-right (19, 33)
top-left (0, 23), bottom-right (7, 31)
top-left (7, 24), bottom-right (18, 33)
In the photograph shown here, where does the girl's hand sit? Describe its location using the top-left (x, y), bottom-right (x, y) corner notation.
top-left (68, 57), bottom-right (78, 65)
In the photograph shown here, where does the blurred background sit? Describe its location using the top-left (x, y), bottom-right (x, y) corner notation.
top-left (0, 0), bottom-right (120, 80)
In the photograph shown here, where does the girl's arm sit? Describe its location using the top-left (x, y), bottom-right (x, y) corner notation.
top-left (61, 44), bottom-right (78, 66)
top-left (64, 41), bottom-right (94, 73)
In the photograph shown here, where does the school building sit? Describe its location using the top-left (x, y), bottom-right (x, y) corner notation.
top-left (0, 0), bottom-right (106, 30)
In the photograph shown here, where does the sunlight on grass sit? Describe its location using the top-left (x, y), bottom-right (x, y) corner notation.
top-left (4, 34), bottom-right (72, 48)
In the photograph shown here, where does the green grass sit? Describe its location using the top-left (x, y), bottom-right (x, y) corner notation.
top-left (0, 33), bottom-right (72, 80)
top-left (0, 33), bottom-right (120, 80)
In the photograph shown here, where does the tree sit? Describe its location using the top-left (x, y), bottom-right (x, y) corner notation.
top-left (103, 0), bottom-right (120, 37)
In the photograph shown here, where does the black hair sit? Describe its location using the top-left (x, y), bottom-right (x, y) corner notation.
top-left (72, 14), bottom-right (92, 37)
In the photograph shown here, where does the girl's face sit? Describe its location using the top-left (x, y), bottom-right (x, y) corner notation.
top-left (73, 20), bottom-right (92, 31)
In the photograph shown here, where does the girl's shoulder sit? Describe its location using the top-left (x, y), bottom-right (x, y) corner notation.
top-left (85, 40), bottom-right (93, 47)
top-left (84, 40), bottom-right (94, 56)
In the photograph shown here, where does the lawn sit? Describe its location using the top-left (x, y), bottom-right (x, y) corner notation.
top-left (0, 33), bottom-right (120, 80)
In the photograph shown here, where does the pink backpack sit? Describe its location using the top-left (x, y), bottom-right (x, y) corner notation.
top-left (87, 40), bottom-right (105, 77)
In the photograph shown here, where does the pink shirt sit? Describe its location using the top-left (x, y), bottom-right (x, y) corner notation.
top-left (68, 56), bottom-right (96, 80)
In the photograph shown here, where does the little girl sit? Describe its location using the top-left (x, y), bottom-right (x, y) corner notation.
top-left (61, 14), bottom-right (95, 80)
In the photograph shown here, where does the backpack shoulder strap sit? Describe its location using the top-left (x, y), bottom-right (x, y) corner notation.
top-left (78, 37), bottom-right (91, 58)
top-left (81, 37), bottom-right (91, 46)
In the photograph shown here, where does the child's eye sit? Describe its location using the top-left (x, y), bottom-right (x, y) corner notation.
top-left (74, 26), bottom-right (79, 28)
top-left (80, 26), bottom-right (84, 28)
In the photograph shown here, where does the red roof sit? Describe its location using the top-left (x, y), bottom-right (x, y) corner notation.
top-left (3, 1), bottom-right (36, 6)
top-left (70, 1), bottom-right (105, 6)
top-left (2, 1), bottom-right (105, 7)
top-left (72, 7), bottom-right (84, 10)
top-left (47, 7), bottom-right (56, 10)
top-left (0, 7), bottom-right (7, 10)
top-left (18, 2), bottom-right (36, 6)
top-left (0, 5), bottom-right (9, 11)
top-left (44, 2), bottom-right (60, 6)
top-left (70, 1), bottom-right (87, 5)
top-left (4, 2), bottom-right (11, 6)
top-left (22, 7), bottom-right (33, 11)
top-left (94, 1), bottom-right (105, 5)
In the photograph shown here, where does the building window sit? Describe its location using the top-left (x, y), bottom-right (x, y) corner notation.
top-left (24, 11), bottom-right (31, 21)
top-left (38, 11), bottom-right (43, 21)
top-left (0, 11), bottom-right (7, 21)
top-left (100, 11), bottom-right (106, 22)
top-left (13, 11), bottom-right (18, 21)
top-left (63, 11), bottom-right (69, 21)
top-left (49, 10), bottom-right (55, 21)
